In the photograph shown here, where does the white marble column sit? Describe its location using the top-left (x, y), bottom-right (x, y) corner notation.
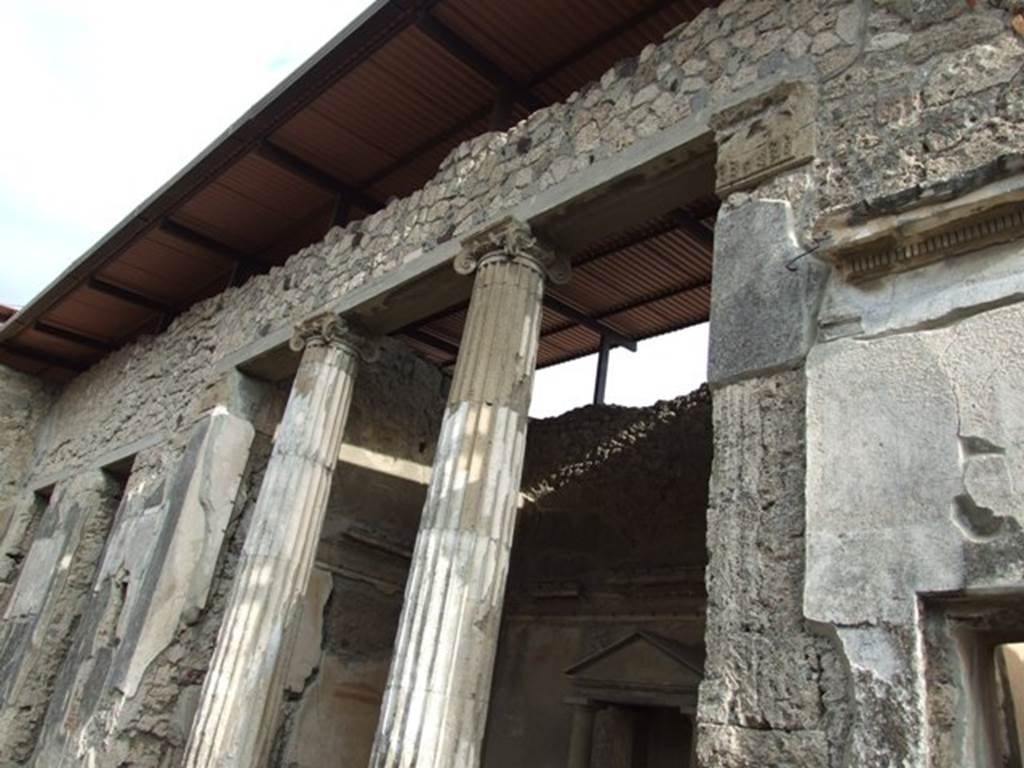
top-left (370, 218), bottom-right (569, 768)
top-left (183, 313), bottom-right (376, 768)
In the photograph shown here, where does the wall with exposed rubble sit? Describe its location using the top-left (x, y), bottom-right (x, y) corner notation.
top-left (484, 388), bottom-right (712, 768)
top-left (1, 0), bottom-right (1023, 765)
top-left (0, 344), bottom-right (447, 767)
top-left (0, 366), bottom-right (56, 531)
top-left (20, 0), bottom-right (1023, 486)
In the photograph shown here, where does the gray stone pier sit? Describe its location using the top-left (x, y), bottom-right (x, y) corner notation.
top-left (183, 313), bottom-right (375, 768)
top-left (370, 218), bottom-right (569, 767)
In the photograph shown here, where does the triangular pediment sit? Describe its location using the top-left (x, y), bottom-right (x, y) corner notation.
top-left (565, 632), bottom-right (703, 693)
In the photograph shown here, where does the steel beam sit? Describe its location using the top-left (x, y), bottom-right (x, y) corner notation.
top-left (593, 335), bottom-right (612, 405)
top-left (416, 14), bottom-right (545, 112)
top-left (1, 342), bottom-right (88, 372)
top-left (402, 328), bottom-right (460, 358)
top-left (256, 141), bottom-right (382, 212)
top-left (33, 321), bottom-right (115, 353)
top-left (159, 219), bottom-right (255, 265)
top-left (544, 294), bottom-right (636, 351)
top-left (87, 277), bottom-right (174, 314)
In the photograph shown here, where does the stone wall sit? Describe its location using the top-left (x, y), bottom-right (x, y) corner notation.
top-left (3, 0), bottom-right (1024, 765)
top-left (23, 0), bottom-right (1024, 487)
top-left (485, 389), bottom-right (712, 768)
top-left (0, 342), bottom-right (448, 767)
top-left (272, 389), bottom-right (713, 768)
top-left (0, 365), bottom-right (56, 532)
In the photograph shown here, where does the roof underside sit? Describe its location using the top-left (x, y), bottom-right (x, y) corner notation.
top-left (0, 0), bottom-right (719, 382)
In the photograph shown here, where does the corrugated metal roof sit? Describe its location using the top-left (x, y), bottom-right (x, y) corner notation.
top-left (1, 0), bottom-right (720, 380)
top-left (397, 204), bottom-right (715, 370)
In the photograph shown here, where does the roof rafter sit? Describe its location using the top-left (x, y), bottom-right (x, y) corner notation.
top-left (543, 294), bottom-right (636, 351)
top-left (159, 219), bottom-right (258, 266)
top-left (416, 13), bottom-right (545, 112)
top-left (0, 343), bottom-right (88, 372)
top-left (255, 140), bottom-right (383, 212)
top-left (86, 277), bottom-right (175, 315)
top-left (33, 321), bottom-right (115, 353)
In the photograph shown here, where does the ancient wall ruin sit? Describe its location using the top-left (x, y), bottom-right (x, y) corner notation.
top-left (0, 0), bottom-right (1022, 765)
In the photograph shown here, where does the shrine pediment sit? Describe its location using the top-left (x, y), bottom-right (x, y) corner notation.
top-left (565, 631), bottom-right (703, 701)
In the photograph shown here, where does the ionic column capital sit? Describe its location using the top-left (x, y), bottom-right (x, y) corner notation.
top-left (289, 312), bottom-right (380, 362)
top-left (455, 216), bottom-right (571, 284)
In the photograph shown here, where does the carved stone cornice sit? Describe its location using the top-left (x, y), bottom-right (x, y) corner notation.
top-left (456, 217), bottom-right (571, 284)
top-left (289, 312), bottom-right (379, 362)
top-left (819, 172), bottom-right (1024, 282)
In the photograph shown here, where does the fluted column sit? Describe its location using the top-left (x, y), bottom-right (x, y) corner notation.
top-left (371, 217), bottom-right (569, 768)
top-left (183, 313), bottom-right (376, 768)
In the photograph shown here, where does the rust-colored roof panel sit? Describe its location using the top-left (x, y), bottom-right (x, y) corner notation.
top-left (270, 109), bottom-right (398, 183)
top-left (309, 26), bottom-right (495, 160)
top-left (98, 236), bottom-right (234, 304)
top-left (172, 181), bottom-right (293, 254)
top-left (41, 286), bottom-right (154, 342)
top-left (217, 153), bottom-right (332, 220)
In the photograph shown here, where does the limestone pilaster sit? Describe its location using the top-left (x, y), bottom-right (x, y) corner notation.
top-left (370, 218), bottom-right (568, 767)
top-left (183, 313), bottom-right (375, 768)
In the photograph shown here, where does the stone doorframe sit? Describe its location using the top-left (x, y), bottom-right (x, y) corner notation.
top-left (562, 631), bottom-right (703, 768)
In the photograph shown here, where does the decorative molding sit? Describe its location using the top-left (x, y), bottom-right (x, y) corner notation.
top-left (820, 173), bottom-right (1024, 282)
top-left (840, 204), bottom-right (1024, 281)
top-left (712, 80), bottom-right (817, 195)
top-left (456, 216), bottom-right (571, 284)
top-left (289, 312), bottom-right (379, 361)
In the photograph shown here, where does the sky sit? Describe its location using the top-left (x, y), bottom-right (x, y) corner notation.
top-left (0, 0), bottom-right (709, 418)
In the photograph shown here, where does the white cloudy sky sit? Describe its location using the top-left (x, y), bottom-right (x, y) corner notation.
top-left (0, 0), bottom-right (708, 417)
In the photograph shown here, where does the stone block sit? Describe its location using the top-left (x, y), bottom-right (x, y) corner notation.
top-left (697, 723), bottom-right (829, 768)
top-left (708, 199), bottom-right (825, 385)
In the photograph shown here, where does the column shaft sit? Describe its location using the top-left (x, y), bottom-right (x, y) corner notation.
top-left (371, 221), bottom-right (559, 768)
top-left (183, 316), bottom-right (367, 768)
top-left (566, 702), bottom-right (597, 768)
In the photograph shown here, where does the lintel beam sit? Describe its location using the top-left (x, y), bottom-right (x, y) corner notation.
top-left (87, 277), bottom-right (175, 315)
top-left (544, 294), bottom-right (636, 351)
top-left (416, 14), bottom-right (545, 113)
top-left (256, 140), bottom-right (382, 212)
top-left (33, 321), bottom-right (115, 353)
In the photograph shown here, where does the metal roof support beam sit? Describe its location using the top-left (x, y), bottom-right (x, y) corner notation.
top-left (673, 209), bottom-right (714, 250)
top-left (87, 277), bottom-right (174, 315)
top-left (1, 343), bottom-right (87, 372)
top-left (33, 321), bottom-right (115, 353)
top-left (416, 13), bottom-right (545, 112)
top-left (255, 141), bottom-right (382, 212)
top-left (403, 328), bottom-right (460, 358)
top-left (159, 219), bottom-right (254, 265)
top-left (593, 335), bottom-right (613, 405)
top-left (543, 294), bottom-right (636, 351)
